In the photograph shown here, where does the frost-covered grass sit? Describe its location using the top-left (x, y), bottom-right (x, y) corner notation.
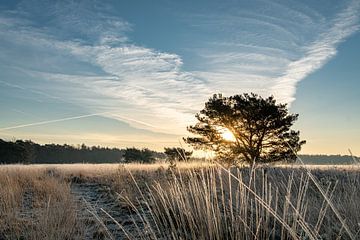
top-left (0, 167), bottom-right (83, 239)
top-left (1, 162), bottom-right (360, 239)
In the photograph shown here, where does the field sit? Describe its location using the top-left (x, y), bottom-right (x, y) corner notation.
top-left (1, 162), bottom-right (360, 240)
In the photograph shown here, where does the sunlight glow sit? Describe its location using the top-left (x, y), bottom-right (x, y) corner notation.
top-left (220, 128), bottom-right (236, 142)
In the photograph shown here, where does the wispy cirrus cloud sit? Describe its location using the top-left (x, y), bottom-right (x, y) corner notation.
top-left (185, 0), bottom-right (360, 102)
top-left (271, 0), bottom-right (360, 102)
top-left (0, 0), bottom-right (359, 138)
top-left (0, 2), bottom-right (210, 134)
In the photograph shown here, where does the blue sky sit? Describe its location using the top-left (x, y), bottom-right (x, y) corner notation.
top-left (0, 0), bottom-right (359, 154)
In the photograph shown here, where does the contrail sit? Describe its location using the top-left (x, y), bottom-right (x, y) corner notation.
top-left (0, 80), bottom-right (65, 103)
top-left (0, 112), bottom-right (113, 131)
top-left (0, 111), bottom-right (161, 132)
top-left (110, 113), bottom-right (160, 129)
top-left (0, 80), bottom-right (160, 131)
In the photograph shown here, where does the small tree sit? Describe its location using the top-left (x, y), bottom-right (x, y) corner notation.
top-left (123, 147), bottom-right (155, 163)
top-left (185, 93), bottom-right (305, 166)
top-left (164, 147), bottom-right (193, 162)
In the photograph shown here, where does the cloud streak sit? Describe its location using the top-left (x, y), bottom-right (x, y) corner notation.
top-left (271, 0), bottom-right (360, 102)
top-left (0, 112), bottom-right (114, 131)
top-left (186, 0), bottom-right (359, 103)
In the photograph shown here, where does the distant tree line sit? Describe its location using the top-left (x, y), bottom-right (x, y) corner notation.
top-left (0, 139), bottom-right (165, 164)
top-left (123, 147), bottom-right (162, 164)
top-left (164, 147), bottom-right (193, 162)
top-left (298, 154), bottom-right (360, 165)
top-left (1, 139), bottom-right (358, 165)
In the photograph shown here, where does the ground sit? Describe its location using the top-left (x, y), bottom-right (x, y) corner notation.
top-left (1, 162), bottom-right (360, 239)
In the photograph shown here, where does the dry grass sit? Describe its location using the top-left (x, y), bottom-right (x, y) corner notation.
top-left (105, 164), bottom-right (360, 240)
top-left (1, 162), bottom-right (360, 239)
top-left (0, 167), bottom-right (83, 240)
top-left (0, 161), bottom-right (214, 176)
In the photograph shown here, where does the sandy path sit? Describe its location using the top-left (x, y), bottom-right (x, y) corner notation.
top-left (70, 182), bottom-right (143, 239)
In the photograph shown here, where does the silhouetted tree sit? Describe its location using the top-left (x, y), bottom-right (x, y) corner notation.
top-left (123, 147), bottom-right (156, 163)
top-left (164, 147), bottom-right (193, 162)
top-left (16, 140), bottom-right (36, 163)
top-left (0, 139), bottom-right (27, 163)
top-left (185, 93), bottom-right (306, 166)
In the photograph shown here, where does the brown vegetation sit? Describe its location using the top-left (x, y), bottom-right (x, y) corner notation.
top-left (1, 163), bottom-right (360, 239)
top-left (0, 168), bottom-right (83, 239)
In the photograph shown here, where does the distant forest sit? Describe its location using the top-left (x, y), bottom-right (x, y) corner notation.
top-left (296, 154), bottom-right (359, 165)
top-left (0, 139), bottom-right (165, 164)
top-left (0, 139), bottom-right (358, 165)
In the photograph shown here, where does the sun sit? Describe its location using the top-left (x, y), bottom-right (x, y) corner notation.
top-left (220, 128), bottom-right (236, 142)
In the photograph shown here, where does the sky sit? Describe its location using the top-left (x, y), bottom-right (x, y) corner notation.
top-left (0, 0), bottom-right (359, 155)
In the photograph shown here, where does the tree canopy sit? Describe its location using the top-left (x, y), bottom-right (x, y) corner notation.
top-left (164, 147), bottom-right (193, 162)
top-left (185, 93), bottom-right (306, 165)
top-left (123, 147), bottom-right (157, 163)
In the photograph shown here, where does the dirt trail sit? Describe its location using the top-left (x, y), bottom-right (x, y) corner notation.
top-left (71, 182), bottom-right (144, 240)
